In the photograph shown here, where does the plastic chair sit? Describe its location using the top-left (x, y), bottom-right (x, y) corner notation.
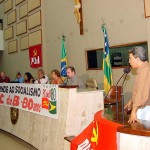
top-left (85, 78), bottom-right (98, 90)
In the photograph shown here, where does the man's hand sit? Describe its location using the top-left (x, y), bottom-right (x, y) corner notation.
top-left (124, 100), bottom-right (132, 111)
top-left (128, 107), bottom-right (139, 124)
top-left (128, 112), bottom-right (138, 123)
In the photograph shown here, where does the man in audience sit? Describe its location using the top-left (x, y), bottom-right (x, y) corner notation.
top-left (34, 69), bottom-right (49, 84)
top-left (14, 72), bottom-right (24, 83)
top-left (0, 72), bottom-right (10, 83)
top-left (65, 66), bottom-right (85, 88)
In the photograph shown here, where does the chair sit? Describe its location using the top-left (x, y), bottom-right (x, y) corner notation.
top-left (104, 86), bottom-right (122, 105)
top-left (85, 78), bottom-right (98, 90)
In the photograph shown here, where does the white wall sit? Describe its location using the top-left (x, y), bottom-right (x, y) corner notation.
top-left (0, 0), bottom-right (149, 103)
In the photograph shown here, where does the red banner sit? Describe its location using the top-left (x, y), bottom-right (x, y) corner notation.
top-left (29, 44), bottom-right (42, 68)
top-left (71, 111), bottom-right (123, 150)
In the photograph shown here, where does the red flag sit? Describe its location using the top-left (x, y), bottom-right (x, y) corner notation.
top-left (29, 44), bottom-right (42, 68)
top-left (71, 121), bottom-right (97, 150)
top-left (42, 97), bottom-right (49, 109)
top-left (71, 111), bottom-right (123, 150)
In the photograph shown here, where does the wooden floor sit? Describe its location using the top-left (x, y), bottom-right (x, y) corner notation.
top-left (0, 130), bottom-right (37, 150)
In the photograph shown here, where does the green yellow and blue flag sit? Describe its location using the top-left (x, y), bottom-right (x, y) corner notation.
top-left (61, 35), bottom-right (67, 81)
top-left (101, 24), bottom-right (113, 94)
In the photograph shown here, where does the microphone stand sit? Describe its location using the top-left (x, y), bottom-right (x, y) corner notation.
top-left (63, 77), bottom-right (68, 85)
top-left (116, 73), bottom-right (125, 114)
top-left (121, 73), bottom-right (128, 123)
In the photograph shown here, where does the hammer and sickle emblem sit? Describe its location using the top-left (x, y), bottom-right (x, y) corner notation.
top-left (33, 49), bottom-right (38, 56)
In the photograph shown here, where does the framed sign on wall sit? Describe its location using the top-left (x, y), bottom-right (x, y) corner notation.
top-left (28, 0), bottom-right (41, 13)
top-left (29, 29), bottom-right (42, 47)
top-left (15, 0), bottom-right (25, 6)
top-left (0, 0), bottom-right (4, 4)
top-left (7, 10), bottom-right (17, 25)
top-left (8, 39), bottom-right (18, 54)
top-left (20, 35), bottom-right (28, 50)
top-left (144, 0), bottom-right (150, 18)
top-left (28, 10), bottom-right (41, 30)
top-left (16, 20), bottom-right (27, 36)
top-left (4, 0), bottom-right (13, 13)
top-left (19, 3), bottom-right (28, 19)
top-left (4, 26), bottom-right (13, 40)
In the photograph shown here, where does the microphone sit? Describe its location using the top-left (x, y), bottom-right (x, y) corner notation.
top-left (123, 67), bottom-right (131, 74)
top-left (122, 67), bottom-right (130, 86)
top-left (116, 67), bottom-right (130, 86)
top-left (63, 77), bottom-right (68, 85)
top-left (116, 67), bottom-right (130, 114)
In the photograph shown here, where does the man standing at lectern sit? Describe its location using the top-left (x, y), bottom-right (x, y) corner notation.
top-left (124, 46), bottom-right (150, 123)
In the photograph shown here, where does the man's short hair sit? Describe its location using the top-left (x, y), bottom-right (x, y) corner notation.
top-left (17, 72), bottom-right (21, 76)
top-left (67, 66), bottom-right (75, 73)
top-left (129, 46), bottom-right (147, 61)
top-left (38, 69), bottom-right (45, 74)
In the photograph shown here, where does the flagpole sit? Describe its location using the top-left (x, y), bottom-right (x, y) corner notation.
top-left (102, 18), bottom-right (105, 25)
top-left (61, 34), bottom-right (67, 81)
top-left (101, 23), bottom-right (113, 94)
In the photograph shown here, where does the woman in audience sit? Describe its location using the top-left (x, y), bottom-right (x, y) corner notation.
top-left (24, 72), bottom-right (34, 83)
top-left (50, 69), bottom-right (63, 84)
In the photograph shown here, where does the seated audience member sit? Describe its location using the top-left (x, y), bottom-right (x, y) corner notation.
top-left (64, 66), bottom-right (85, 88)
top-left (34, 69), bottom-right (49, 84)
top-left (14, 72), bottom-right (24, 83)
top-left (50, 69), bottom-right (63, 84)
top-left (24, 72), bottom-right (34, 83)
top-left (0, 72), bottom-right (10, 83)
